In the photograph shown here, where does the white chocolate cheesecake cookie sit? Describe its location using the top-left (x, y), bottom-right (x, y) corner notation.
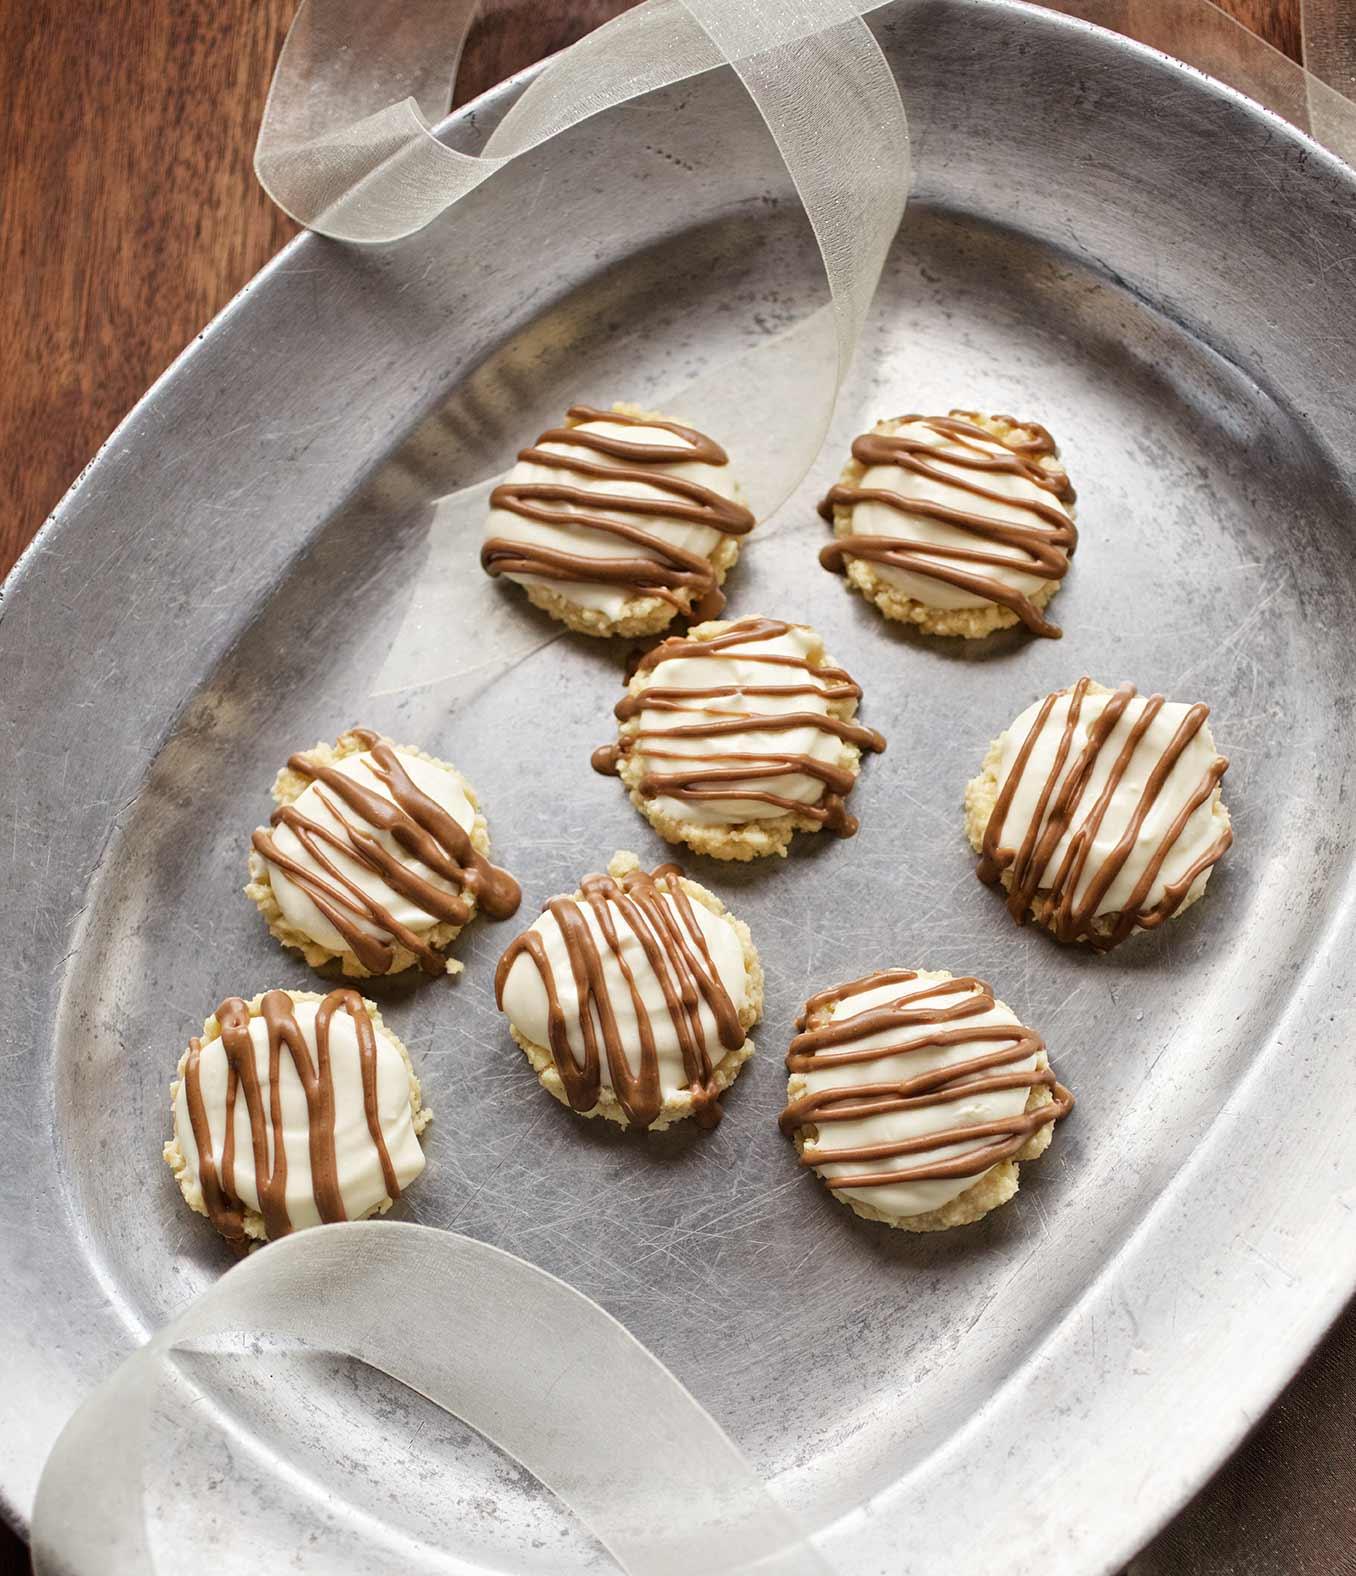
top-left (592, 616), bottom-right (885, 862)
top-left (494, 852), bottom-right (762, 1130)
top-left (965, 678), bottom-right (1233, 949)
top-left (481, 403), bottom-right (755, 637)
top-left (246, 727), bottom-right (521, 978)
top-left (163, 987), bottom-right (431, 1252)
top-left (780, 969), bottom-right (1072, 1231)
top-left (820, 410), bottom-right (1077, 638)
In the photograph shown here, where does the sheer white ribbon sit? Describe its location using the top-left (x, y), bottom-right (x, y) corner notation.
top-left (32, 1224), bottom-right (831, 1575)
top-left (253, 0), bottom-right (906, 396)
top-left (263, 0), bottom-right (911, 697)
top-left (252, 0), bottom-right (1354, 257)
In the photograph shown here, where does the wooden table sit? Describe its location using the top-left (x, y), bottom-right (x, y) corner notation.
top-left (4, 4), bottom-right (1353, 1575)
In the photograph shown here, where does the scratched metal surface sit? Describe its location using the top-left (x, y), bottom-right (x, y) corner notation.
top-left (4, 2), bottom-right (1356, 1572)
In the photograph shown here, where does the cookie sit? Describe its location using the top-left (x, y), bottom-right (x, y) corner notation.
top-left (819, 410), bottom-right (1077, 638)
top-left (163, 987), bottom-right (431, 1252)
top-left (780, 969), bottom-right (1072, 1231)
top-left (494, 852), bottom-right (762, 1130)
top-left (592, 616), bottom-right (885, 862)
top-left (481, 402), bottom-right (755, 637)
top-left (246, 727), bottom-right (520, 978)
top-left (965, 678), bottom-right (1233, 949)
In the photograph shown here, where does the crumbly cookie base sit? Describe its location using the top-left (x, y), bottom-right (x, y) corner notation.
top-left (508, 403), bottom-right (748, 639)
top-left (510, 851), bottom-right (764, 1129)
top-left (826, 410), bottom-right (1071, 638)
top-left (245, 729), bottom-right (492, 979)
top-left (162, 988), bottom-right (431, 1246)
top-left (963, 690), bottom-right (1233, 945)
top-left (612, 618), bottom-right (867, 861)
top-left (792, 1081), bottom-right (1056, 1232)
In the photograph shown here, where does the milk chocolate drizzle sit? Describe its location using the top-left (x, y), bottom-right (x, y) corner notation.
top-left (591, 616), bottom-right (885, 837)
top-left (182, 988), bottom-right (401, 1253)
top-left (978, 678), bottom-right (1232, 950)
top-left (819, 414), bottom-right (1077, 638)
top-left (494, 863), bottom-right (747, 1131)
top-left (482, 405), bottom-right (755, 616)
top-left (779, 970), bottom-right (1072, 1193)
top-left (253, 730), bottom-right (521, 976)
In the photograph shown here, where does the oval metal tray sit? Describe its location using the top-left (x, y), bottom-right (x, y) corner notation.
top-left (4, 2), bottom-right (1356, 1571)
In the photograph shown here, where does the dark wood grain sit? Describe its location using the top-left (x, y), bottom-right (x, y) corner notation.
top-left (1217, 0), bottom-right (1302, 57)
top-left (0, 0), bottom-right (639, 581)
top-left (0, 0), bottom-right (295, 579)
top-left (1, 5), bottom-right (1335, 1576)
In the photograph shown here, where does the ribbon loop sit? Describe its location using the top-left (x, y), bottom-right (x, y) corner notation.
top-left (33, 1223), bottom-right (831, 1576)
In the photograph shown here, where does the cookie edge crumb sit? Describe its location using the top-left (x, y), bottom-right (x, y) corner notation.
top-left (963, 683), bottom-right (1233, 945)
top-left (163, 987), bottom-right (431, 1247)
top-left (506, 851), bottom-right (763, 1129)
top-left (825, 410), bottom-right (1073, 638)
top-left (611, 617), bottom-right (869, 861)
top-left (785, 968), bottom-right (1061, 1232)
top-left (493, 403), bottom-right (749, 639)
top-left (245, 729), bottom-right (492, 979)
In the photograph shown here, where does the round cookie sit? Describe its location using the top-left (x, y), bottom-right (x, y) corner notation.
top-left (246, 727), bottom-right (521, 978)
top-left (780, 969), bottom-right (1072, 1232)
top-left (481, 402), bottom-right (755, 637)
top-left (494, 852), bottom-right (762, 1130)
top-left (593, 616), bottom-right (885, 862)
top-left (819, 410), bottom-right (1077, 638)
top-left (163, 987), bottom-right (431, 1252)
top-left (965, 677), bottom-right (1233, 949)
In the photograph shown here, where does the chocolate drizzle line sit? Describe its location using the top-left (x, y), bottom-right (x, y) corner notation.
top-left (978, 678), bottom-right (1232, 950)
top-left (818, 414), bottom-right (1078, 638)
top-left (253, 730), bottom-right (521, 976)
top-left (482, 405), bottom-right (755, 616)
top-left (779, 970), bottom-right (1072, 1192)
top-left (592, 616), bottom-right (885, 838)
top-left (183, 989), bottom-right (401, 1253)
top-left (494, 863), bottom-right (747, 1131)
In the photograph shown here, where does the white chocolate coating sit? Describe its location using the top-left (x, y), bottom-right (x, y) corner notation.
top-left (851, 418), bottom-right (1073, 610)
top-left (990, 685), bottom-right (1230, 920)
top-left (172, 998), bottom-right (425, 1231)
top-left (628, 622), bottom-right (850, 826)
top-left (798, 973), bottom-right (1042, 1218)
top-left (265, 749), bottom-right (475, 954)
top-left (484, 417), bottom-right (740, 616)
top-left (499, 886), bottom-right (750, 1102)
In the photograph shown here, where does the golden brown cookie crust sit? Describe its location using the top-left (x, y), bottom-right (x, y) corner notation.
top-left (785, 967), bottom-right (1066, 1231)
top-left (610, 618), bottom-right (867, 861)
top-left (510, 851), bottom-right (763, 1129)
top-left (825, 410), bottom-right (1072, 638)
top-left (245, 728), bottom-right (493, 978)
top-left (793, 1084), bottom-right (1056, 1232)
top-left (162, 989), bottom-right (430, 1245)
top-left (506, 403), bottom-right (749, 639)
top-left (963, 683), bottom-right (1233, 944)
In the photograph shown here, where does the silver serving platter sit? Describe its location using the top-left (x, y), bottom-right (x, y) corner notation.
top-left (5, 2), bottom-right (1356, 1571)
